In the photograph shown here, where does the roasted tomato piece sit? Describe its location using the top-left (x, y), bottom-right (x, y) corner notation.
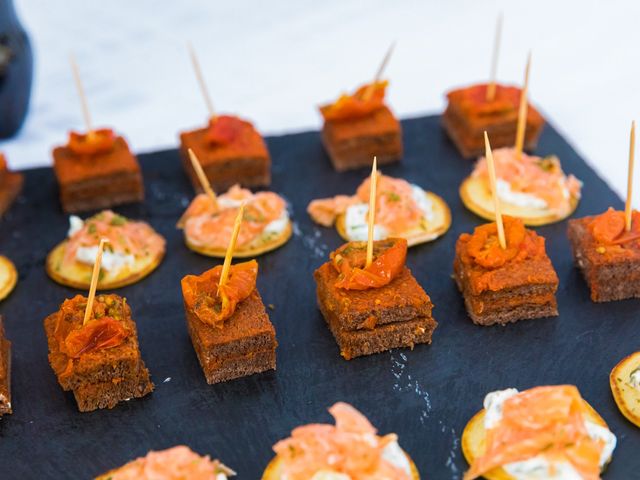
top-left (181, 260), bottom-right (258, 326)
top-left (466, 216), bottom-right (527, 269)
top-left (67, 128), bottom-right (116, 155)
top-left (320, 81), bottom-right (388, 121)
top-left (63, 317), bottom-right (129, 358)
top-left (206, 115), bottom-right (245, 145)
top-left (331, 237), bottom-right (407, 290)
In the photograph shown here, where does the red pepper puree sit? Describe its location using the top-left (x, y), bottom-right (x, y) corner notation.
top-left (67, 128), bottom-right (116, 155)
top-left (206, 115), bottom-right (247, 146)
top-left (320, 81), bottom-right (388, 121)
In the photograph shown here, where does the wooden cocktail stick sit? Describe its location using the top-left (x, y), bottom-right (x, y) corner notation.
top-left (514, 52), bottom-right (532, 160)
top-left (83, 238), bottom-right (109, 325)
top-left (366, 156), bottom-right (378, 268)
top-left (188, 42), bottom-right (215, 120)
top-left (362, 42), bottom-right (396, 101)
top-left (69, 54), bottom-right (94, 134)
top-left (188, 148), bottom-right (218, 208)
top-left (219, 202), bottom-right (245, 290)
top-left (484, 132), bottom-right (506, 249)
top-left (486, 13), bottom-right (503, 101)
top-left (625, 120), bottom-right (636, 231)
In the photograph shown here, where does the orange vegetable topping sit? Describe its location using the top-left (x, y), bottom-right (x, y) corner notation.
top-left (452, 84), bottom-right (521, 116)
top-left (63, 317), bottom-right (129, 358)
top-left (331, 237), bottom-right (406, 290)
top-left (465, 386), bottom-right (604, 480)
top-left (206, 115), bottom-right (246, 145)
top-left (590, 207), bottom-right (640, 246)
top-left (181, 260), bottom-right (258, 326)
top-left (320, 81), bottom-right (388, 121)
top-left (0, 152), bottom-right (6, 173)
top-left (67, 128), bottom-right (116, 155)
top-left (466, 216), bottom-right (543, 269)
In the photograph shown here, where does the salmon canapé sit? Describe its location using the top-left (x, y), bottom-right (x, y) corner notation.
top-left (178, 184), bottom-right (292, 257)
top-left (46, 210), bottom-right (166, 290)
top-left (461, 147), bottom-right (582, 226)
top-left (462, 386), bottom-right (616, 480)
top-left (263, 402), bottom-right (420, 480)
top-left (308, 174), bottom-right (450, 246)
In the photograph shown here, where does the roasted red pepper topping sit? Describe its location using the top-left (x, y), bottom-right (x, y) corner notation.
top-left (590, 207), bottom-right (640, 246)
top-left (320, 81), bottom-right (388, 121)
top-left (67, 128), bottom-right (116, 155)
top-left (181, 260), bottom-right (258, 326)
top-left (63, 317), bottom-right (129, 358)
top-left (206, 115), bottom-right (246, 145)
top-left (466, 216), bottom-right (542, 269)
top-left (331, 238), bottom-right (406, 290)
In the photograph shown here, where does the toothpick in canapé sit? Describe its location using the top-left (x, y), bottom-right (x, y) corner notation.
top-left (625, 120), bottom-right (636, 232)
top-left (484, 131), bottom-right (506, 249)
top-left (365, 157), bottom-right (378, 268)
top-left (82, 238), bottom-right (109, 325)
top-left (486, 12), bottom-right (503, 102)
top-left (69, 54), bottom-right (94, 136)
top-left (188, 148), bottom-right (218, 208)
top-left (362, 42), bottom-right (396, 102)
top-left (514, 52), bottom-right (532, 160)
top-left (188, 42), bottom-right (216, 120)
top-left (218, 202), bottom-right (246, 290)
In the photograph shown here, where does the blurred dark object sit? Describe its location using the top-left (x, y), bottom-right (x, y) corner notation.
top-left (0, 0), bottom-right (33, 139)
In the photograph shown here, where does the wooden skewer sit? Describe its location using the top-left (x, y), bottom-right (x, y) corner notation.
top-left (514, 52), bottom-right (532, 160)
top-left (188, 42), bottom-right (215, 120)
top-left (625, 120), bottom-right (636, 231)
top-left (362, 42), bottom-right (396, 101)
top-left (218, 202), bottom-right (245, 290)
top-left (188, 148), bottom-right (218, 208)
top-left (69, 54), bottom-right (94, 134)
top-left (486, 13), bottom-right (503, 101)
top-left (83, 238), bottom-right (109, 326)
top-left (484, 132), bottom-right (506, 249)
top-left (365, 156), bottom-right (378, 268)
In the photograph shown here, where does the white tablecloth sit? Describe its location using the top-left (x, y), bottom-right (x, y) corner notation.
top-left (3, 0), bottom-right (639, 205)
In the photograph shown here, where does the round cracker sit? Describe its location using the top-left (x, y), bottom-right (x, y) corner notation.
top-left (261, 449), bottom-right (421, 479)
top-left (335, 191), bottom-right (451, 246)
top-left (610, 351), bottom-right (640, 428)
top-left (0, 255), bottom-right (18, 301)
top-left (459, 176), bottom-right (580, 227)
top-left (46, 240), bottom-right (165, 290)
top-left (462, 398), bottom-right (611, 480)
top-left (185, 221), bottom-right (293, 258)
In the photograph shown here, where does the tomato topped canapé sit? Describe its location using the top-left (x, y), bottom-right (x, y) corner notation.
top-left (590, 208), bottom-right (640, 247)
top-left (450, 84), bottom-right (523, 117)
top-left (67, 128), bottom-right (116, 155)
top-left (181, 260), bottom-right (258, 326)
top-left (331, 238), bottom-right (407, 290)
top-left (464, 216), bottom-right (544, 269)
top-left (320, 81), bottom-right (388, 121)
top-left (206, 115), bottom-right (247, 146)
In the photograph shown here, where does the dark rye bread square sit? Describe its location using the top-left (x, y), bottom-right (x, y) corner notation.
top-left (442, 104), bottom-right (542, 159)
top-left (0, 316), bottom-right (12, 415)
top-left (321, 106), bottom-right (402, 171)
top-left (185, 289), bottom-right (277, 384)
top-left (44, 308), bottom-right (143, 391)
top-left (314, 263), bottom-right (433, 330)
top-left (453, 237), bottom-right (559, 326)
top-left (568, 216), bottom-right (640, 302)
top-left (52, 136), bottom-right (144, 213)
top-left (73, 362), bottom-right (153, 412)
top-left (180, 125), bottom-right (271, 192)
top-left (320, 298), bottom-right (437, 360)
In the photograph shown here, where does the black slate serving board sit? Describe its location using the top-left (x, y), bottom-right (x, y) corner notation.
top-left (0, 115), bottom-right (638, 479)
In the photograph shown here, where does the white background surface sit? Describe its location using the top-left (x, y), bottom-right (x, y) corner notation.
top-left (2, 0), bottom-right (639, 205)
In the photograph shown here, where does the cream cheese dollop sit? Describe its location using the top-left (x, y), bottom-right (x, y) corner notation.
top-left (496, 179), bottom-right (547, 210)
top-left (345, 203), bottom-right (388, 241)
top-left (75, 246), bottom-right (135, 273)
top-left (630, 368), bottom-right (640, 390)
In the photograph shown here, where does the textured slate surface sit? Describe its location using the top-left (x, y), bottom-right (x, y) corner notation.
top-left (0, 115), bottom-right (638, 479)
